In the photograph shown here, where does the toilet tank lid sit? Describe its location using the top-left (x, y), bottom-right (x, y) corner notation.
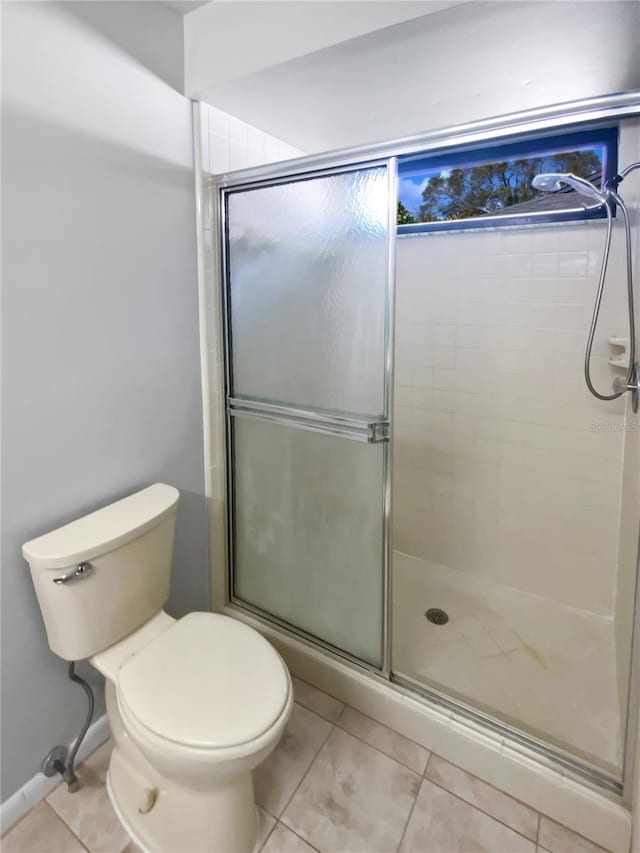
top-left (22, 483), bottom-right (179, 570)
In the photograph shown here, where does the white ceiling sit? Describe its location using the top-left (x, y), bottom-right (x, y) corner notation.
top-left (164, 1), bottom-right (209, 15)
top-left (203, 1), bottom-right (640, 154)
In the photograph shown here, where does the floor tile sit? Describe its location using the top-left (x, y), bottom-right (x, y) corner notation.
top-left (282, 727), bottom-right (420, 853)
top-left (262, 822), bottom-right (317, 853)
top-left (47, 741), bottom-right (131, 853)
top-left (337, 706), bottom-right (429, 774)
top-left (254, 703), bottom-right (332, 817)
top-left (399, 779), bottom-right (536, 853)
top-left (2, 801), bottom-right (86, 853)
top-left (538, 816), bottom-right (609, 853)
top-left (256, 807), bottom-right (277, 850)
top-left (426, 754), bottom-right (538, 840)
top-left (292, 677), bottom-right (345, 723)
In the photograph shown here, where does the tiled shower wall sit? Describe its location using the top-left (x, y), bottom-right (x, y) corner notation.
top-left (196, 104), bottom-right (639, 670)
top-left (394, 220), bottom-right (628, 617)
top-left (613, 119), bottom-right (640, 725)
top-left (199, 104), bottom-right (304, 177)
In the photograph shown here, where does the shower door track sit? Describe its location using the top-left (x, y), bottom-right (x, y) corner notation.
top-left (392, 673), bottom-right (622, 796)
top-left (225, 595), bottom-right (623, 797)
top-left (213, 90), bottom-right (640, 803)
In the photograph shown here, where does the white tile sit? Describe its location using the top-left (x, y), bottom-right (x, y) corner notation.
top-left (264, 136), bottom-right (282, 163)
top-left (209, 107), bottom-right (230, 138)
top-left (393, 224), bottom-right (627, 644)
top-left (229, 140), bottom-right (248, 171)
top-left (247, 125), bottom-right (265, 153)
top-left (210, 133), bottom-right (230, 172)
top-left (248, 147), bottom-right (265, 167)
top-left (228, 115), bottom-right (248, 146)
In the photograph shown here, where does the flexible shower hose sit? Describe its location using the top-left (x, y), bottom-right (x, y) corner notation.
top-left (584, 162), bottom-right (639, 401)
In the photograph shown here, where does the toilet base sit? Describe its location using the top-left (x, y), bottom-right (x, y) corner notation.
top-left (107, 744), bottom-right (258, 853)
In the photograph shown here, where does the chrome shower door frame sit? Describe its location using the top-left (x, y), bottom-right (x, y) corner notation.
top-left (219, 159), bottom-right (398, 677)
top-left (212, 90), bottom-right (640, 803)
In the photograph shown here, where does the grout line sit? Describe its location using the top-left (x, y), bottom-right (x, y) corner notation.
top-left (427, 753), bottom-right (541, 816)
top-left (539, 816), bottom-right (613, 853)
top-left (276, 716), bottom-right (335, 821)
top-left (334, 704), bottom-right (347, 726)
top-left (422, 774), bottom-right (539, 845)
top-left (0, 804), bottom-right (43, 842)
top-left (333, 710), bottom-right (429, 774)
top-left (423, 749), bottom-right (433, 777)
top-left (294, 696), bottom-right (342, 725)
top-left (430, 754), bottom-right (611, 851)
top-left (43, 801), bottom-right (90, 852)
top-left (258, 815), bottom-right (276, 853)
top-left (293, 676), bottom-right (346, 711)
top-left (330, 722), bottom-right (425, 777)
top-left (394, 776), bottom-right (421, 853)
top-left (280, 821), bottom-right (322, 853)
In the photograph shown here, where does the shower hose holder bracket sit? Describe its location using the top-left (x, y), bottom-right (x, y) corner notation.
top-left (613, 363), bottom-right (640, 413)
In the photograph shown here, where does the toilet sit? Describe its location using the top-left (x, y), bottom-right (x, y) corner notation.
top-left (22, 483), bottom-right (293, 853)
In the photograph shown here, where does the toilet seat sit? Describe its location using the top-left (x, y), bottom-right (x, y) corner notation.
top-left (117, 611), bottom-right (291, 752)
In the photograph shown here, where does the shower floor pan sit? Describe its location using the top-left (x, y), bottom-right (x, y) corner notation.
top-left (393, 551), bottom-right (622, 774)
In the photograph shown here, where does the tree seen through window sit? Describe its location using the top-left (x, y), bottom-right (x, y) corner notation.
top-left (398, 145), bottom-right (606, 225)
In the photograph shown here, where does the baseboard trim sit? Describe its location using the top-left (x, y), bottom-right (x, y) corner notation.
top-left (1, 714), bottom-right (110, 835)
top-left (226, 605), bottom-right (632, 853)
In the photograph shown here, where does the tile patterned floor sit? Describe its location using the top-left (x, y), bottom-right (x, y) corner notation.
top-left (2, 676), bottom-right (610, 853)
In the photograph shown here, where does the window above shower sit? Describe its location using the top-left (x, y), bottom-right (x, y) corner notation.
top-left (397, 127), bottom-right (618, 233)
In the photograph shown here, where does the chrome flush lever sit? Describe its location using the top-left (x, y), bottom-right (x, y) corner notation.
top-left (53, 562), bottom-right (94, 585)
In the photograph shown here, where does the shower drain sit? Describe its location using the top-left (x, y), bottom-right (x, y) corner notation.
top-left (425, 608), bottom-right (449, 626)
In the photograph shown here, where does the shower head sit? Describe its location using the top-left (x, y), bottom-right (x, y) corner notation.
top-left (531, 172), bottom-right (609, 205)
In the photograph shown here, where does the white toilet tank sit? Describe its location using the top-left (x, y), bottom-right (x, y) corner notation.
top-left (22, 483), bottom-right (179, 661)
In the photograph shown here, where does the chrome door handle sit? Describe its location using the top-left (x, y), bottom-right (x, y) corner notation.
top-left (53, 562), bottom-right (94, 585)
top-left (227, 397), bottom-right (390, 443)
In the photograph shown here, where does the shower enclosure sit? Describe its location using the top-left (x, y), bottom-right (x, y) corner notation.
top-left (213, 93), bottom-right (640, 800)
top-left (223, 164), bottom-right (395, 668)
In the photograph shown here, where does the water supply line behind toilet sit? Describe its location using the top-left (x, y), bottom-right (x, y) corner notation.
top-left (41, 662), bottom-right (95, 792)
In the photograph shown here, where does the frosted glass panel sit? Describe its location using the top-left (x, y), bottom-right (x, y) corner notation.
top-left (233, 417), bottom-right (384, 666)
top-left (227, 167), bottom-right (388, 415)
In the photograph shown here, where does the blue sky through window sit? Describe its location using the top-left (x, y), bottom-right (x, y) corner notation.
top-left (399, 147), bottom-right (605, 221)
top-left (396, 128), bottom-right (617, 229)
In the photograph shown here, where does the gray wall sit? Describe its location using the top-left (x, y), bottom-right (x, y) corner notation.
top-left (1, 2), bottom-right (208, 802)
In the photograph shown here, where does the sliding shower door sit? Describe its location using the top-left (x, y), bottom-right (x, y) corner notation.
top-left (223, 165), bottom-right (393, 668)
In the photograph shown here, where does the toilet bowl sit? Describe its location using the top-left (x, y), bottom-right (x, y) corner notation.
top-left (95, 611), bottom-right (293, 853)
top-left (22, 484), bottom-right (292, 853)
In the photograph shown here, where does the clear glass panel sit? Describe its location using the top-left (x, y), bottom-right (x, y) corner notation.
top-left (391, 221), bottom-right (630, 779)
top-left (227, 167), bottom-right (389, 415)
top-left (232, 416), bottom-right (384, 666)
